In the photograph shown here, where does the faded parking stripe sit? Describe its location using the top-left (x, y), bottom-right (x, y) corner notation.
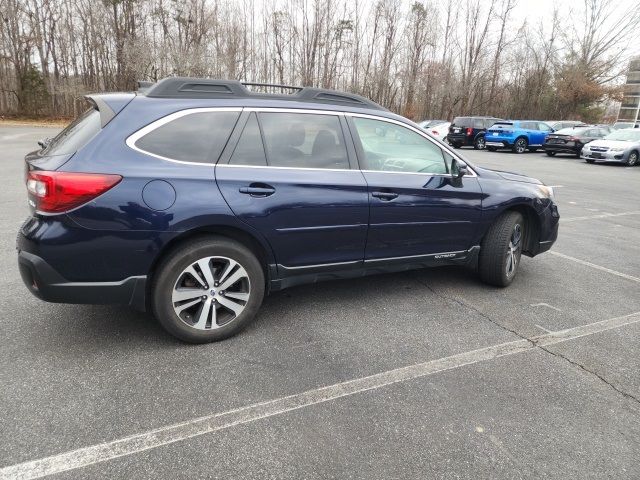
top-left (2, 311), bottom-right (640, 480)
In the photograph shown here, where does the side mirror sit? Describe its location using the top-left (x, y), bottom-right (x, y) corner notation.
top-left (451, 158), bottom-right (468, 178)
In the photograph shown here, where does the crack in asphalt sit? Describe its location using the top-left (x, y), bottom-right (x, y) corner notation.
top-left (412, 274), bottom-right (640, 407)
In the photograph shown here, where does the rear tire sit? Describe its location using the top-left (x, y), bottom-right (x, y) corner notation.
top-left (586, 159), bottom-right (595, 164)
top-left (545, 151), bottom-right (556, 157)
top-left (452, 142), bottom-right (461, 149)
top-left (512, 137), bottom-right (528, 154)
top-left (474, 135), bottom-right (486, 150)
top-left (479, 212), bottom-right (524, 287)
top-left (152, 236), bottom-right (265, 343)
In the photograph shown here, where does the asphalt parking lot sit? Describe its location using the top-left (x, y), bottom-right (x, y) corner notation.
top-left (1, 125), bottom-right (639, 479)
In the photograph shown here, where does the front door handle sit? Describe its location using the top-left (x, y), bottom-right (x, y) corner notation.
top-left (372, 191), bottom-right (398, 201)
top-left (239, 184), bottom-right (276, 197)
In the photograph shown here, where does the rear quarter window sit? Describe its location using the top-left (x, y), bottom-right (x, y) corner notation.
top-left (43, 109), bottom-right (101, 156)
top-left (133, 111), bottom-right (240, 163)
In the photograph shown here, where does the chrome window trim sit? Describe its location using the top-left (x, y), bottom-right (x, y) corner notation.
top-left (125, 107), bottom-right (243, 165)
top-left (125, 106), bottom-right (477, 177)
top-left (216, 164), bottom-right (361, 173)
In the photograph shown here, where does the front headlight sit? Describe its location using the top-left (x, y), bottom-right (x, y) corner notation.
top-left (610, 148), bottom-right (625, 152)
top-left (537, 185), bottom-right (554, 199)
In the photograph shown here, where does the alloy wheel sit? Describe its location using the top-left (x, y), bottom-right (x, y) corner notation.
top-left (515, 139), bottom-right (527, 154)
top-left (476, 136), bottom-right (486, 149)
top-left (506, 223), bottom-right (522, 278)
top-left (628, 152), bottom-right (638, 166)
top-left (171, 256), bottom-right (250, 330)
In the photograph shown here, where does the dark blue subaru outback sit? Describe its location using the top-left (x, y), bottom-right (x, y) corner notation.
top-left (17, 78), bottom-right (559, 343)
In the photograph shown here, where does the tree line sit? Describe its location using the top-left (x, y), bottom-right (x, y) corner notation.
top-left (1, 0), bottom-right (639, 122)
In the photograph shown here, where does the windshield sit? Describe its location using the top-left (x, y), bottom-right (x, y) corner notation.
top-left (43, 108), bottom-right (101, 156)
top-left (612, 122), bottom-right (633, 130)
top-left (603, 129), bottom-right (640, 141)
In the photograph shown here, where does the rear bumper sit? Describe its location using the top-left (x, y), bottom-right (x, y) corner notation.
top-left (448, 133), bottom-right (473, 145)
top-left (17, 249), bottom-right (147, 310)
top-left (543, 144), bottom-right (579, 154)
top-left (485, 137), bottom-right (514, 148)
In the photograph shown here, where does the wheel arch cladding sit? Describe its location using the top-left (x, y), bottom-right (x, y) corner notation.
top-left (145, 226), bottom-right (274, 306)
top-left (502, 204), bottom-right (540, 256)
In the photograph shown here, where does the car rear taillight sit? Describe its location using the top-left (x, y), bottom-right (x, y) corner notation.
top-left (568, 136), bottom-right (579, 142)
top-left (466, 127), bottom-right (473, 136)
top-left (26, 171), bottom-right (122, 214)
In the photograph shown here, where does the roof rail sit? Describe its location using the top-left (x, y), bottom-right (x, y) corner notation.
top-left (143, 77), bottom-right (386, 111)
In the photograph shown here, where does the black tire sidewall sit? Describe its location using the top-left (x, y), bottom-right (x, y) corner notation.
top-left (479, 212), bottom-right (524, 287)
top-left (628, 151), bottom-right (638, 166)
top-left (152, 238), bottom-right (265, 343)
top-left (513, 138), bottom-right (527, 153)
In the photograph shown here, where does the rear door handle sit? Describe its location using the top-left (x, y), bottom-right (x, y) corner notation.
top-left (372, 191), bottom-right (398, 201)
top-left (239, 184), bottom-right (276, 197)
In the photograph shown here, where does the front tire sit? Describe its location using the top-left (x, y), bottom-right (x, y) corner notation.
top-left (512, 137), bottom-right (528, 154)
top-left (626, 151), bottom-right (639, 166)
top-left (152, 236), bottom-right (265, 343)
top-left (545, 151), bottom-right (556, 157)
top-left (479, 212), bottom-right (524, 287)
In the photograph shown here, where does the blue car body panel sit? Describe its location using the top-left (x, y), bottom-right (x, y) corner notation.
top-left (485, 120), bottom-right (553, 149)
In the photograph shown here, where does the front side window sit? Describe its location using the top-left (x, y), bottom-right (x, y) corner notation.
top-left (134, 111), bottom-right (240, 162)
top-left (538, 122), bottom-right (552, 132)
top-left (258, 113), bottom-right (349, 169)
top-left (352, 117), bottom-right (448, 175)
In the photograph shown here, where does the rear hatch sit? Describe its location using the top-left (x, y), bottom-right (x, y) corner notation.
top-left (486, 121), bottom-right (514, 136)
top-left (449, 117), bottom-right (471, 135)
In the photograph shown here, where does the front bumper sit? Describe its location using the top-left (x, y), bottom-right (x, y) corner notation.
top-left (529, 202), bottom-right (559, 256)
top-left (17, 248), bottom-right (147, 310)
top-left (581, 150), bottom-right (627, 162)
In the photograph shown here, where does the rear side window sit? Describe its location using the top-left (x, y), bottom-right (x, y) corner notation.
top-left (134, 111), bottom-right (240, 162)
top-left (44, 109), bottom-right (101, 156)
top-left (473, 119), bottom-right (484, 128)
top-left (259, 112), bottom-right (349, 169)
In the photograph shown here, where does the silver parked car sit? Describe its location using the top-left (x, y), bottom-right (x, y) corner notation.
top-left (581, 128), bottom-right (640, 166)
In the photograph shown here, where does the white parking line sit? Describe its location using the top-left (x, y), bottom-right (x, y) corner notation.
top-left (2, 312), bottom-right (640, 480)
top-left (561, 211), bottom-right (640, 222)
top-left (548, 251), bottom-right (640, 283)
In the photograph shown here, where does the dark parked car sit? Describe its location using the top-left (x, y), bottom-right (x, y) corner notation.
top-left (18, 78), bottom-right (559, 343)
top-left (543, 125), bottom-right (611, 157)
top-left (447, 116), bottom-right (502, 149)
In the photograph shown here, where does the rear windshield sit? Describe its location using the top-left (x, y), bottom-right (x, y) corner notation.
top-left (452, 117), bottom-right (471, 126)
top-left (490, 122), bottom-right (513, 128)
top-left (555, 127), bottom-right (589, 135)
top-left (43, 108), bottom-right (101, 156)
